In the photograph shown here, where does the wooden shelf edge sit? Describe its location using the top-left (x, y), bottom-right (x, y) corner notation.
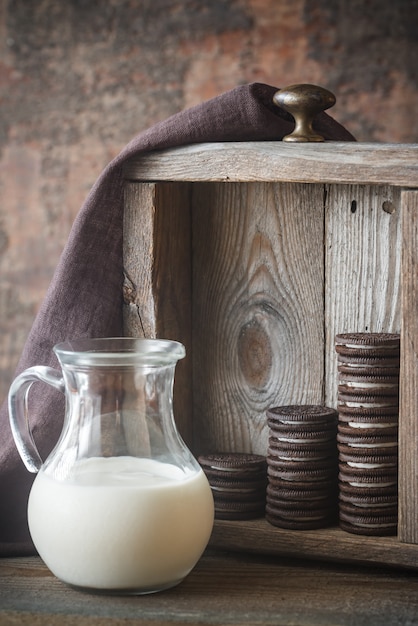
top-left (209, 518), bottom-right (418, 571)
top-left (123, 142), bottom-right (418, 187)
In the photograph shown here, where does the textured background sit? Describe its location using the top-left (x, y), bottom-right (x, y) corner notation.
top-left (1, 0), bottom-right (417, 401)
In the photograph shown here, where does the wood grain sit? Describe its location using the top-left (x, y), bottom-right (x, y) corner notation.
top-left (123, 142), bottom-right (418, 187)
top-left (123, 181), bottom-right (193, 444)
top-left (123, 182), bottom-right (159, 338)
top-left (191, 182), bottom-right (325, 454)
top-left (210, 519), bottom-right (418, 570)
top-left (399, 189), bottom-right (418, 544)
top-left (325, 184), bottom-right (401, 406)
top-left (2, 552), bottom-right (418, 625)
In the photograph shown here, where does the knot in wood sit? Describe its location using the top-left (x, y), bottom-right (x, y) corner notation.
top-left (123, 272), bottom-right (137, 304)
top-left (238, 320), bottom-right (272, 389)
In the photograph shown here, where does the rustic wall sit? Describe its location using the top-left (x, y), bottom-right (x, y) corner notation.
top-left (0, 0), bottom-right (417, 402)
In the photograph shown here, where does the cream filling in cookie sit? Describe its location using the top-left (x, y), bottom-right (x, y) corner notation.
top-left (342, 401), bottom-right (397, 408)
top-left (343, 381), bottom-right (398, 389)
top-left (340, 362), bottom-right (397, 368)
top-left (347, 421), bottom-right (398, 429)
top-left (348, 480), bottom-right (396, 488)
top-left (276, 436), bottom-right (332, 444)
top-left (347, 442), bottom-right (398, 448)
top-left (342, 343), bottom-right (399, 351)
top-left (274, 419), bottom-right (329, 425)
top-left (346, 502), bottom-right (395, 509)
top-left (347, 521), bottom-right (397, 528)
top-left (347, 461), bottom-right (396, 469)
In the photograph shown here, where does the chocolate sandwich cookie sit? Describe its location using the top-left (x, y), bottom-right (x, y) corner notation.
top-left (268, 454), bottom-right (337, 472)
top-left (339, 452), bottom-right (398, 472)
top-left (339, 489), bottom-right (398, 510)
top-left (266, 495), bottom-right (336, 518)
top-left (268, 418), bottom-right (337, 433)
top-left (337, 373), bottom-right (399, 396)
top-left (337, 421), bottom-right (399, 436)
top-left (266, 497), bottom-right (335, 516)
top-left (337, 421), bottom-right (398, 438)
top-left (266, 483), bottom-right (337, 502)
top-left (198, 452), bottom-right (268, 520)
top-left (267, 425), bottom-right (337, 445)
top-left (267, 464), bottom-right (337, 483)
top-left (336, 345), bottom-right (400, 538)
top-left (335, 333), bottom-right (400, 357)
top-left (338, 468), bottom-right (398, 489)
top-left (338, 411), bottom-right (399, 434)
top-left (340, 499), bottom-right (398, 519)
top-left (339, 458), bottom-right (398, 473)
top-left (337, 354), bottom-right (401, 376)
top-left (337, 403), bottom-right (400, 419)
top-left (338, 369), bottom-right (399, 380)
top-left (214, 498), bottom-right (266, 520)
top-left (267, 473), bottom-right (338, 491)
top-left (266, 405), bottom-right (339, 528)
top-left (268, 441), bottom-right (337, 461)
top-left (267, 470), bottom-right (336, 492)
top-left (337, 421), bottom-right (398, 436)
top-left (338, 443), bottom-right (397, 458)
top-left (338, 387), bottom-right (399, 402)
top-left (267, 406), bottom-right (338, 454)
top-left (339, 478), bottom-right (397, 498)
top-left (198, 453), bottom-right (267, 477)
top-left (266, 503), bottom-right (336, 530)
top-left (266, 486), bottom-right (337, 517)
top-left (210, 476), bottom-right (268, 501)
top-left (339, 520), bottom-right (397, 536)
top-left (339, 507), bottom-right (397, 536)
top-left (338, 393), bottom-right (399, 410)
top-left (267, 405), bottom-right (338, 427)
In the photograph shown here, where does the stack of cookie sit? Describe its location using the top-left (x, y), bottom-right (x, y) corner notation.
top-left (335, 332), bottom-right (400, 536)
top-left (198, 452), bottom-right (267, 520)
top-left (265, 405), bottom-right (339, 530)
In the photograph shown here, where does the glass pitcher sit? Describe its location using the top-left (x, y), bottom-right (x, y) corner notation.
top-left (8, 337), bottom-right (214, 594)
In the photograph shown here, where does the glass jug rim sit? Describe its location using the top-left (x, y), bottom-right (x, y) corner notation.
top-left (53, 337), bottom-right (186, 366)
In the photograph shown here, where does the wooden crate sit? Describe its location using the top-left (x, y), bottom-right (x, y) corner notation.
top-left (122, 142), bottom-right (418, 570)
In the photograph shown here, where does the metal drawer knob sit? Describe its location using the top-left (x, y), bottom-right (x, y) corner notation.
top-left (273, 83), bottom-right (336, 142)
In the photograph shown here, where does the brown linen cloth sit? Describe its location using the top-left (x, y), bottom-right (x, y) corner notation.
top-left (0, 82), bottom-right (355, 556)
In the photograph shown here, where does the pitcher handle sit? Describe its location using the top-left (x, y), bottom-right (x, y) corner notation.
top-left (8, 366), bottom-right (65, 473)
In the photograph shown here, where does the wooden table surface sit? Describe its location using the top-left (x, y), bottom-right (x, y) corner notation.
top-left (1, 548), bottom-right (418, 625)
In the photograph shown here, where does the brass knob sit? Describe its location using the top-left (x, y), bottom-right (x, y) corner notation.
top-left (273, 84), bottom-right (336, 142)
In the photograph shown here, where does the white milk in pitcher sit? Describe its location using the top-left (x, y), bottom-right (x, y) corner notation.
top-left (28, 456), bottom-right (214, 592)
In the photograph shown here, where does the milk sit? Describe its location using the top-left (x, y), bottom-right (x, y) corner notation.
top-left (28, 456), bottom-right (214, 592)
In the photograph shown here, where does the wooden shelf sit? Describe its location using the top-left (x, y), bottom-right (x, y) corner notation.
top-left (123, 141), bottom-right (418, 187)
top-left (210, 518), bottom-right (418, 570)
top-left (123, 141), bottom-right (418, 572)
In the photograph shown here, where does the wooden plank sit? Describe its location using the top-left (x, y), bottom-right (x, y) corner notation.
top-left (123, 183), bottom-right (156, 338)
top-left (122, 182), bottom-right (193, 445)
top-left (191, 182), bottom-right (325, 455)
top-left (325, 184), bottom-right (402, 407)
top-left (123, 142), bottom-right (418, 187)
top-left (399, 189), bottom-right (418, 544)
top-left (210, 519), bottom-right (418, 570)
top-left (3, 552), bottom-right (418, 624)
